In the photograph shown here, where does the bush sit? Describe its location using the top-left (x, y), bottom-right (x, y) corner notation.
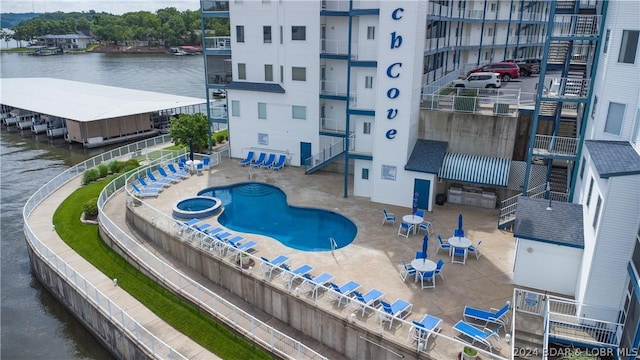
top-left (97, 164), bottom-right (109, 178)
top-left (216, 134), bottom-right (225, 144)
top-left (82, 198), bottom-right (99, 219)
top-left (124, 158), bottom-right (140, 168)
top-left (108, 160), bottom-right (122, 174)
top-left (82, 168), bottom-right (99, 185)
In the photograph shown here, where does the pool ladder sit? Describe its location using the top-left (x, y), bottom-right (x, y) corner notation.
top-left (329, 237), bottom-right (337, 254)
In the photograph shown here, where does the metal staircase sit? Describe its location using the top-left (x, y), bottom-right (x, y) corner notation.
top-left (304, 138), bottom-right (346, 174)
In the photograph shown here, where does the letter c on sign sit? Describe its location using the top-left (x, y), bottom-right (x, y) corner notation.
top-left (386, 63), bottom-right (402, 78)
top-left (391, 8), bottom-right (404, 20)
top-left (385, 129), bottom-right (397, 139)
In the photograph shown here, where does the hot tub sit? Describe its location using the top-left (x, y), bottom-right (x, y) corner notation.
top-left (172, 196), bottom-right (222, 219)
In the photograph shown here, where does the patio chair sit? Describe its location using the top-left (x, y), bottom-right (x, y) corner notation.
top-left (434, 259), bottom-right (445, 281)
top-left (349, 289), bottom-right (384, 316)
top-left (251, 153), bottom-right (267, 167)
top-left (468, 240), bottom-right (483, 260)
top-left (202, 157), bottom-right (211, 169)
top-left (157, 167), bottom-right (181, 182)
top-left (399, 260), bottom-right (416, 282)
top-left (328, 280), bottom-right (361, 307)
top-left (137, 177), bottom-right (165, 190)
top-left (260, 153), bottom-right (276, 169)
top-left (407, 314), bottom-right (442, 345)
top-left (271, 154), bottom-right (287, 170)
top-left (147, 171), bottom-right (171, 187)
top-left (463, 301), bottom-right (510, 329)
top-left (418, 221), bottom-right (434, 236)
top-left (451, 247), bottom-right (467, 265)
top-left (436, 235), bottom-right (451, 255)
top-left (239, 151), bottom-right (255, 166)
top-left (131, 183), bottom-right (160, 198)
top-left (414, 209), bottom-right (424, 217)
top-left (382, 209), bottom-right (396, 226)
top-left (167, 163), bottom-right (189, 177)
top-left (377, 299), bottom-right (413, 329)
top-left (300, 272), bottom-right (334, 301)
top-left (195, 162), bottom-right (204, 174)
top-left (280, 264), bottom-right (314, 291)
top-left (453, 320), bottom-right (501, 352)
top-left (398, 222), bottom-right (414, 238)
top-left (259, 255), bottom-right (290, 280)
top-left (415, 251), bottom-right (426, 260)
top-left (419, 270), bottom-right (435, 289)
top-left (454, 228), bottom-right (465, 238)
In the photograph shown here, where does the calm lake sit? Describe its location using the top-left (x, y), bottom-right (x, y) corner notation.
top-left (0, 51), bottom-right (205, 359)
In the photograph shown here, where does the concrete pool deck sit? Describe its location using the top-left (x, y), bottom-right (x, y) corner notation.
top-left (106, 156), bottom-right (516, 358)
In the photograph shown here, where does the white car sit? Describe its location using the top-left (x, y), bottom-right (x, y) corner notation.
top-left (451, 72), bottom-right (501, 89)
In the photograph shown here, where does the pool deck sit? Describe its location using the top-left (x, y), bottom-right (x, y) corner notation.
top-left (106, 157), bottom-right (516, 358)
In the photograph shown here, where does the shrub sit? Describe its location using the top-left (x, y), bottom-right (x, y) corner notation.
top-left (97, 164), bottom-right (109, 178)
top-left (108, 160), bottom-right (122, 174)
top-left (216, 134), bottom-right (225, 144)
top-left (82, 168), bottom-right (99, 185)
top-left (124, 158), bottom-right (140, 168)
top-left (82, 198), bottom-right (99, 219)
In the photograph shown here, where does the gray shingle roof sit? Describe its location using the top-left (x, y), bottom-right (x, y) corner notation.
top-left (226, 82), bottom-right (285, 93)
top-left (514, 196), bottom-right (584, 248)
top-left (404, 139), bottom-right (449, 174)
top-left (584, 140), bottom-right (640, 178)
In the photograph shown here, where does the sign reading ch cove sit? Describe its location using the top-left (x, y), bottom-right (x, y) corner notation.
top-left (385, 7), bottom-right (404, 140)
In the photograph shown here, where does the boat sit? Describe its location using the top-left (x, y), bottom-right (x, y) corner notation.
top-left (169, 47), bottom-right (188, 56)
top-left (30, 47), bottom-right (63, 56)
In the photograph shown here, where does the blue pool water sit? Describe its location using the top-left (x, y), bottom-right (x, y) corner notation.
top-left (173, 196), bottom-right (222, 219)
top-left (198, 183), bottom-right (357, 251)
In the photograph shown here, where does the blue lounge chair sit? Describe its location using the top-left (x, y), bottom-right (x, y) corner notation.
top-left (137, 177), bottom-right (164, 190)
top-left (259, 255), bottom-right (290, 280)
top-left (436, 235), bottom-right (451, 255)
top-left (167, 163), bottom-right (189, 177)
top-left (204, 227), bottom-right (223, 236)
top-left (225, 236), bottom-right (244, 247)
top-left (453, 321), bottom-right (501, 352)
top-left (349, 289), bottom-right (384, 316)
top-left (300, 272), bottom-right (334, 301)
top-left (147, 171), bottom-right (171, 187)
top-left (377, 299), bottom-right (413, 329)
top-left (251, 153), bottom-right (267, 167)
top-left (260, 153), bottom-right (276, 168)
top-left (382, 209), bottom-right (396, 226)
top-left (195, 223), bottom-right (212, 232)
top-left (407, 314), bottom-right (442, 344)
top-left (271, 154), bottom-right (287, 170)
top-left (239, 151), bottom-right (255, 166)
top-left (463, 301), bottom-right (510, 329)
top-left (328, 280), bottom-right (361, 306)
top-left (280, 264), bottom-right (314, 291)
top-left (131, 183), bottom-right (160, 198)
top-left (399, 260), bottom-right (417, 282)
top-left (157, 167), bottom-right (181, 182)
top-left (230, 240), bottom-right (258, 262)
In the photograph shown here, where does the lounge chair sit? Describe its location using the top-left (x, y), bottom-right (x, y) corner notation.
top-left (204, 227), bottom-right (223, 236)
top-left (280, 264), bottom-right (314, 291)
top-left (239, 151), bottom-right (255, 166)
top-left (382, 209), bottom-right (396, 226)
top-left (194, 222), bottom-right (212, 232)
top-left (399, 260), bottom-right (416, 282)
top-left (436, 235), bottom-right (451, 255)
top-left (377, 298), bottom-right (413, 329)
top-left (167, 163), bottom-right (189, 177)
top-left (328, 280), bottom-right (361, 307)
top-left (463, 301), bottom-right (510, 329)
top-left (131, 183), bottom-right (160, 198)
top-left (260, 153), bottom-right (276, 168)
top-left (157, 167), bottom-right (181, 182)
top-left (453, 320), bottom-right (501, 352)
top-left (259, 255), bottom-right (290, 280)
top-left (300, 272), bottom-right (334, 301)
top-left (349, 289), bottom-right (384, 316)
top-left (398, 222), bottom-right (414, 238)
top-left (419, 270), bottom-right (435, 289)
top-left (251, 153), bottom-right (267, 167)
top-left (147, 171), bottom-right (171, 187)
top-left (137, 177), bottom-right (164, 191)
top-left (229, 240), bottom-right (258, 262)
top-left (271, 154), bottom-right (287, 170)
top-left (468, 240), bottom-right (483, 260)
top-left (407, 314), bottom-right (442, 345)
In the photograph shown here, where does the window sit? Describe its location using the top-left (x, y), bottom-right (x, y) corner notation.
top-left (365, 76), bottom-right (373, 89)
top-left (604, 102), bottom-right (626, 135)
top-left (237, 63), bottom-right (246, 80)
top-left (586, 178), bottom-right (594, 206)
top-left (618, 30), bottom-right (639, 64)
top-left (292, 105), bottom-right (306, 119)
top-left (487, 27), bottom-right (494, 37)
top-left (263, 26), bottom-right (272, 43)
top-left (591, 95), bottom-right (598, 118)
top-left (258, 133), bottom-right (269, 145)
top-left (381, 165), bottom-right (397, 181)
top-left (292, 67), bottom-right (306, 81)
top-left (279, 26), bottom-right (283, 44)
top-left (231, 100), bottom-right (240, 116)
top-left (264, 64), bottom-right (273, 81)
top-left (592, 196), bottom-right (602, 229)
top-left (258, 102), bottom-right (267, 119)
top-left (490, 3), bottom-right (496, 11)
top-left (603, 29), bottom-right (610, 54)
top-left (363, 122), bottom-right (371, 134)
top-left (367, 26), bottom-right (375, 40)
top-left (292, 26), bottom-right (306, 40)
top-left (579, 156), bottom-right (586, 179)
top-left (236, 25), bottom-right (245, 43)
top-left (280, 65), bottom-right (284, 83)
top-left (361, 168), bottom-right (369, 180)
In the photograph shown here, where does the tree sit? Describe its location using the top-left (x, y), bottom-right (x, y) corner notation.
top-left (169, 113), bottom-right (209, 153)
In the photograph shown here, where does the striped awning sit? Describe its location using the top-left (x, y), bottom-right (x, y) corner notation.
top-left (439, 153), bottom-right (511, 187)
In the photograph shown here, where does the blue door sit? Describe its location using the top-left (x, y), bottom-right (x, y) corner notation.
top-left (300, 142), bottom-right (311, 166)
top-left (413, 179), bottom-right (431, 212)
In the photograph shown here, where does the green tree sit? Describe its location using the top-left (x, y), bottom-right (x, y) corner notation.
top-left (169, 113), bottom-right (209, 153)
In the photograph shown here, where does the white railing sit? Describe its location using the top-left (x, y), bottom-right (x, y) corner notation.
top-left (321, 0), bottom-right (349, 11)
top-left (421, 89), bottom-right (520, 116)
top-left (320, 80), bottom-right (346, 96)
top-left (320, 38), bottom-right (349, 55)
top-left (22, 135), bottom-right (188, 360)
top-left (552, 15), bottom-right (601, 37)
top-left (543, 78), bottom-right (590, 99)
top-left (422, 69), bottom-right (462, 95)
top-left (305, 138), bottom-right (345, 170)
top-left (320, 117), bottom-right (346, 134)
top-left (424, 37), bottom-right (447, 51)
top-left (204, 36), bottom-right (231, 50)
top-left (533, 134), bottom-right (578, 157)
top-left (201, 0), bottom-right (229, 12)
top-left (466, 9), bottom-right (484, 19)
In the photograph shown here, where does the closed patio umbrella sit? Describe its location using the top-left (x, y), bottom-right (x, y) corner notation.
top-left (458, 213), bottom-right (463, 231)
top-left (421, 235), bottom-right (429, 259)
top-left (189, 139), bottom-right (194, 161)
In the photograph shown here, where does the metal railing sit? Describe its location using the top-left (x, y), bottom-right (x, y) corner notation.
top-left (22, 135), bottom-right (188, 360)
top-left (320, 38), bottom-right (349, 55)
top-left (422, 69), bottom-right (462, 95)
top-left (319, 80), bottom-right (346, 97)
top-left (201, 0), bottom-right (229, 12)
top-left (320, 117), bottom-right (346, 134)
top-left (552, 15), bottom-right (601, 37)
top-left (543, 78), bottom-right (590, 99)
top-left (204, 36), bottom-right (231, 50)
top-left (421, 89), bottom-right (520, 116)
top-left (533, 134), bottom-right (578, 157)
top-left (304, 138), bottom-right (346, 171)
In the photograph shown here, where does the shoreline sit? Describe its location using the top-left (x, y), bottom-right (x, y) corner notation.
top-left (1, 44), bottom-right (200, 54)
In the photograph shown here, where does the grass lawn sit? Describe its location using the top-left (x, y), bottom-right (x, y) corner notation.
top-left (52, 176), bottom-right (271, 359)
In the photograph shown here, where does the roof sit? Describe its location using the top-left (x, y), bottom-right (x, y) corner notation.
top-left (513, 197), bottom-right (584, 248)
top-left (37, 34), bottom-right (92, 39)
top-left (584, 140), bottom-right (640, 178)
top-left (0, 78), bottom-right (206, 122)
top-left (226, 81), bottom-right (285, 93)
top-left (439, 153), bottom-right (511, 187)
top-left (404, 139), bottom-right (449, 174)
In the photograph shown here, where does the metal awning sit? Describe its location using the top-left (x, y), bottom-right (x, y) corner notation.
top-left (439, 153), bottom-right (511, 187)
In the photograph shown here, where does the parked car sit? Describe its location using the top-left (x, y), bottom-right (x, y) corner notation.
top-left (506, 58), bottom-right (541, 76)
top-left (467, 62), bottom-right (520, 82)
top-left (451, 72), bottom-right (501, 88)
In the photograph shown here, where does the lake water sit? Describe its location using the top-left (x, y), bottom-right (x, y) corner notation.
top-left (0, 51), bottom-right (205, 359)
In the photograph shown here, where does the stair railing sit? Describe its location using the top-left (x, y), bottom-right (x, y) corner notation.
top-left (304, 138), bottom-right (346, 172)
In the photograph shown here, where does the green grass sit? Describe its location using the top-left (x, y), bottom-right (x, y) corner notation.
top-left (52, 177), bottom-right (272, 359)
top-left (164, 144), bottom-right (187, 151)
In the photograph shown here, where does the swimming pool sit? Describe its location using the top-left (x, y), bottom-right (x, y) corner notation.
top-left (172, 196), bottom-right (222, 220)
top-left (198, 182), bottom-right (357, 251)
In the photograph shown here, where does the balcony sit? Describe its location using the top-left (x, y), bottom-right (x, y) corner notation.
top-left (320, 117), bottom-right (347, 135)
top-left (204, 36), bottom-right (231, 50)
top-left (320, 81), bottom-right (347, 98)
top-left (321, 0), bottom-right (349, 12)
top-left (320, 39), bottom-right (350, 57)
top-left (532, 134), bottom-right (578, 158)
top-left (552, 15), bottom-right (601, 38)
top-left (207, 73), bottom-right (232, 86)
top-left (201, 0), bottom-right (229, 12)
top-left (542, 77), bottom-right (590, 100)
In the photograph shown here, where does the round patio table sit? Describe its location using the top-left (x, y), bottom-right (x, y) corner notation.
top-left (402, 215), bottom-right (423, 235)
top-left (411, 258), bottom-right (437, 283)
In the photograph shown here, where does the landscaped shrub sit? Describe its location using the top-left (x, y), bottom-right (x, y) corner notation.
top-left (124, 158), bottom-right (140, 168)
top-left (216, 134), bottom-right (225, 144)
top-left (82, 168), bottom-right (99, 185)
top-left (108, 160), bottom-right (122, 174)
top-left (82, 198), bottom-right (99, 219)
top-left (97, 164), bottom-right (109, 178)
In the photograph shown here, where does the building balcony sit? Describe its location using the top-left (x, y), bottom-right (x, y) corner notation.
top-left (320, 39), bottom-right (350, 57)
top-left (320, 117), bottom-right (347, 135)
top-left (551, 14), bottom-right (601, 38)
top-left (201, 0), bottom-right (229, 12)
top-left (542, 77), bottom-right (590, 100)
top-left (320, 81), bottom-right (348, 98)
top-left (204, 36), bottom-right (231, 51)
top-left (532, 135), bottom-right (578, 158)
top-left (321, 0), bottom-right (349, 12)
top-left (207, 73), bottom-right (233, 86)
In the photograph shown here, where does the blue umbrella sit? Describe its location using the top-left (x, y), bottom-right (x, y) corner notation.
top-left (421, 235), bottom-right (429, 259)
top-left (188, 139), bottom-right (194, 161)
top-left (458, 213), bottom-right (463, 231)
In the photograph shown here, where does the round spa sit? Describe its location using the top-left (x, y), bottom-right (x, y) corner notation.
top-left (172, 196), bottom-right (222, 219)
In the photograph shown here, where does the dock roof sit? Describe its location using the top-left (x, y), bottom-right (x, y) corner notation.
top-left (0, 77), bottom-right (206, 122)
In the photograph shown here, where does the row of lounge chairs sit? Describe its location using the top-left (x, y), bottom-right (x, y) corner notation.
top-left (452, 301), bottom-right (511, 352)
top-left (177, 218), bottom-right (259, 262)
top-left (239, 151), bottom-right (286, 170)
top-left (130, 163), bottom-right (191, 198)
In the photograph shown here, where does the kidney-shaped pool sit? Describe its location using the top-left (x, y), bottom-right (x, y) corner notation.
top-left (198, 182), bottom-right (357, 251)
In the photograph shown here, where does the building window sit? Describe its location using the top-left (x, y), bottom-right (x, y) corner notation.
top-left (361, 168), bottom-right (369, 180)
top-left (263, 26), bottom-right (272, 43)
top-left (280, 65), bottom-right (284, 83)
top-left (237, 63), bottom-right (246, 80)
top-left (365, 76), bottom-right (373, 89)
top-left (618, 30), bottom-right (639, 64)
top-left (592, 196), bottom-right (602, 229)
top-left (279, 26), bottom-right (283, 44)
top-left (264, 64), bottom-right (273, 81)
top-left (258, 102), bottom-right (267, 119)
top-left (381, 165), bottom-right (397, 181)
top-left (603, 29), bottom-right (610, 54)
top-left (591, 95), bottom-right (598, 118)
top-left (604, 102), bottom-right (626, 135)
top-left (231, 100), bottom-right (240, 116)
top-left (579, 156), bottom-right (586, 180)
top-left (363, 122), bottom-right (371, 134)
top-left (292, 26), bottom-right (306, 40)
top-left (487, 27), bottom-right (494, 37)
top-left (292, 105), bottom-right (306, 119)
top-left (292, 67), bottom-right (306, 81)
top-left (367, 26), bottom-right (375, 40)
top-left (258, 133), bottom-right (269, 145)
top-left (490, 3), bottom-right (496, 11)
top-left (236, 25), bottom-right (245, 43)
top-left (586, 178), bottom-right (594, 206)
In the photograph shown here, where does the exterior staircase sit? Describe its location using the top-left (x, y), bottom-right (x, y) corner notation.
top-left (513, 312), bottom-right (545, 360)
top-left (304, 138), bottom-right (346, 174)
top-left (548, 40), bottom-right (569, 65)
top-left (549, 166), bottom-right (568, 194)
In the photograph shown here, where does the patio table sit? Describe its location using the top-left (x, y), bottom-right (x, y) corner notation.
top-left (402, 215), bottom-right (423, 235)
